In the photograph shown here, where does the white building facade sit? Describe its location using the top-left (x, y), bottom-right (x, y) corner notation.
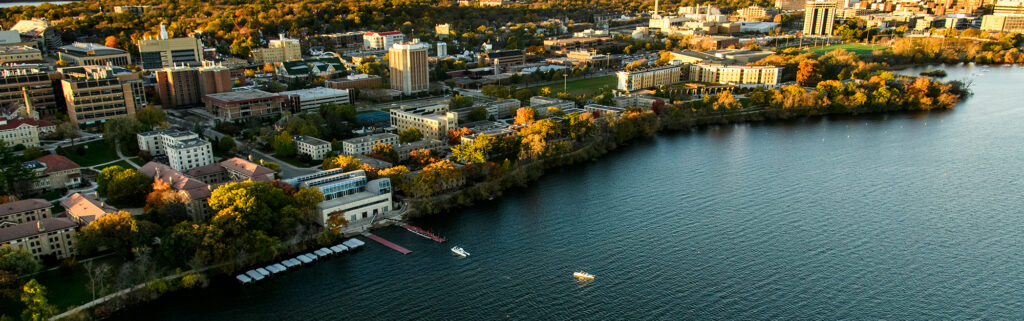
top-left (295, 135), bottom-right (332, 160)
top-left (342, 133), bottom-right (399, 155)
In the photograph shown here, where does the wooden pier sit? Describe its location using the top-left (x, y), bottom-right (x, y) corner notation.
top-left (362, 232), bottom-right (412, 254)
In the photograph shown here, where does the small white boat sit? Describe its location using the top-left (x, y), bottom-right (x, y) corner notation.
top-left (451, 246), bottom-right (470, 257)
top-left (573, 270), bottom-right (595, 280)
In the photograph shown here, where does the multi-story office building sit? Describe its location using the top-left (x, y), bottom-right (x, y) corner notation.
top-left (342, 133), bottom-right (399, 155)
top-left (58, 42), bottom-right (131, 66)
top-left (137, 24), bottom-right (203, 70)
top-left (252, 34), bottom-right (302, 63)
top-left (436, 24), bottom-right (451, 38)
top-left (59, 65), bottom-right (145, 127)
top-left (24, 154), bottom-right (82, 191)
top-left (0, 118), bottom-right (53, 147)
top-left (543, 37), bottom-right (615, 55)
top-left (775, 0), bottom-right (806, 10)
top-left (617, 65), bottom-right (684, 91)
top-left (478, 50), bottom-right (525, 70)
top-left (280, 87), bottom-right (351, 112)
top-left (326, 74), bottom-right (384, 90)
top-left (137, 129), bottom-right (213, 171)
top-left (363, 31), bottom-right (405, 49)
top-left (9, 19), bottom-right (62, 54)
top-left (0, 199), bottom-right (51, 226)
top-left (113, 5), bottom-right (150, 15)
top-left (0, 45), bottom-right (41, 63)
top-left (203, 89), bottom-right (285, 121)
top-left (154, 63), bottom-right (231, 109)
top-left (388, 42), bottom-right (430, 95)
top-left (294, 135), bottom-right (332, 160)
top-left (981, 14), bottom-right (1024, 33)
top-left (803, 1), bottom-right (838, 35)
top-left (688, 64), bottom-right (782, 86)
top-left (0, 67), bottom-right (58, 117)
top-left (283, 169), bottom-right (392, 224)
top-left (0, 217), bottom-right (77, 260)
top-left (390, 105), bottom-right (457, 141)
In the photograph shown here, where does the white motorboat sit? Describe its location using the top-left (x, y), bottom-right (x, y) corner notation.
top-left (451, 246), bottom-right (470, 257)
top-left (573, 270), bottom-right (595, 280)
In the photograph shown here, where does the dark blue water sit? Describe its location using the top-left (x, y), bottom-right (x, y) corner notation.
top-left (114, 65), bottom-right (1024, 320)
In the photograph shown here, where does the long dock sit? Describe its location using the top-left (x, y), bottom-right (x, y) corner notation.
top-left (362, 233), bottom-right (412, 254)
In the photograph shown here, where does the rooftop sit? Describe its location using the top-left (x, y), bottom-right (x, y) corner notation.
top-left (0, 217), bottom-right (77, 243)
top-left (59, 42), bottom-right (127, 57)
top-left (294, 135), bottom-right (330, 146)
top-left (220, 157), bottom-right (275, 179)
top-left (34, 154), bottom-right (81, 173)
top-left (0, 199), bottom-right (50, 217)
top-left (342, 133), bottom-right (398, 145)
top-left (61, 193), bottom-right (117, 225)
top-left (280, 87), bottom-right (350, 99)
top-left (204, 89), bottom-right (282, 103)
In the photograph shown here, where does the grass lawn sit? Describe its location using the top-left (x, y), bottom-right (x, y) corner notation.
top-left (59, 139), bottom-right (120, 167)
top-left (39, 189), bottom-right (63, 201)
top-left (275, 154), bottom-right (316, 168)
top-left (33, 255), bottom-right (125, 312)
top-left (529, 75), bottom-right (617, 96)
top-left (127, 157), bottom-right (144, 167)
top-left (802, 43), bottom-right (890, 56)
top-left (96, 159), bottom-right (133, 170)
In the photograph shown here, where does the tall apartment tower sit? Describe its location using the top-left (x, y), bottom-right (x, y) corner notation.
top-left (388, 42), bottom-right (430, 95)
top-left (154, 62), bottom-right (232, 108)
top-left (437, 42), bottom-right (448, 57)
top-left (803, 1), bottom-right (838, 35)
top-left (59, 66), bottom-right (145, 128)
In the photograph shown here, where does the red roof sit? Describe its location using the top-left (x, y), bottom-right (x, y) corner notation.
top-left (365, 31), bottom-right (402, 36)
top-left (0, 118), bottom-right (52, 131)
top-left (35, 154), bottom-right (81, 173)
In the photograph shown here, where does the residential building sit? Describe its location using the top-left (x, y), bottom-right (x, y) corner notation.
top-left (994, 0), bottom-right (1024, 14)
top-left (283, 169), bottom-right (392, 224)
top-left (342, 133), bottom-right (399, 155)
top-left (281, 87), bottom-right (351, 112)
top-left (24, 154), bottom-right (82, 191)
top-left (154, 62), bottom-right (233, 108)
top-left (137, 24), bottom-right (203, 70)
top-left (0, 199), bottom-right (51, 226)
top-left (58, 42), bottom-right (131, 67)
top-left (436, 24), bottom-right (451, 38)
top-left (140, 157), bottom-right (275, 220)
top-left (617, 65), bottom-right (684, 91)
top-left (395, 139), bottom-right (446, 160)
top-left (981, 14), bottom-right (1024, 33)
top-left (113, 5), bottom-right (150, 15)
top-left (138, 129), bottom-right (213, 171)
top-left (363, 31), bottom-right (405, 49)
top-left (61, 192), bottom-right (117, 225)
top-left (59, 65), bottom-right (145, 127)
top-left (0, 67), bottom-right (58, 117)
top-left (478, 50), bottom-right (525, 70)
top-left (9, 19), bottom-right (62, 54)
top-left (0, 118), bottom-right (52, 147)
top-left (389, 42), bottom-right (430, 95)
top-left (0, 45), bottom-right (41, 64)
top-left (0, 217), bottom-right (77, 260)
top-left (252, 34), bottom-right (302, 63)
top-left (203, 89), bottom-right (285, 121)
top-left (738, 6), bottom-right (769, 20)
top-left (776, 0), bottom-right (806, 10)
top-left (803, 1), bottom-right (838, 35)
top-left (326, 74), bottom-right (384, 90)
top-left (275, 57), bottom-right (346, 81)
top-left (688, 64), bottom-right (782, 86)
top-left (543, 37), bottom-right (616, 55)
top-left (295, 135), bottom-right (331, 160)
top-left (389, 105), bottom-right (457, 141)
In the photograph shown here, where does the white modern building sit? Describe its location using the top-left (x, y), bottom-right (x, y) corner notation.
top-left (341, 133), bottom-right (399, 155)
top-left (283, 169), bottom-right (393, 224)
top-left (137, 129), bottom-right (214, 171)
top-left (363, 31), bottom-right (405, 49)
top-left (389, 106), bottom-right (457, 141)
top-left (294, 135), bottom-right (331, 160)
top-left (280, 87), bottom-right (351, 112)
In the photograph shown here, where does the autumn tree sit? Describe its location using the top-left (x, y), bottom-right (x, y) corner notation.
top-left (398, 127), bottom-right (424, 143)
top-left (712, 91), bottom-right (742, 110)
top-left (322, 155), bottom-right (361, 171)
top-left (451, 133), bottom-right (493, 164)
top-left (326, 211), bottom-right (350, 235)
top-left (75, 211), bottom-right (157, 259)
top-left (446, 127), bottom-right (475, 146)
top-left (20, 279), bottom-right (55, 321)
top-left (514, 107), bottom-right (537, 125)
top-left (369, 142), bottom-right (398, 163)
top-left (796, 60), bottom-right (823, 87)
top-left (412, 160), bottom-right (462, 197)
top-left (408, 149), bottom-right (439, 169)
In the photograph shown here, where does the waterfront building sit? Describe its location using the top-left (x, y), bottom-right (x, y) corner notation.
top-left (295, 135), bottom-right (332, 160)
top-left (113, 5), bottom-right (150, 15)
top-left (58, 42), bottom-right (131, 67)
top-left (0, 67), bottom-right (58, 117)
top-left (389, 42), bottom-right (430, 95)
top-left (326, 74), bottom-right (384, 90)
top-left (688, 64), bottom-right (783, 87)
top-left (137, 129), bottom-right (213, 171)
top-left (395, 139), bottom-right (446, 161)
top-left (24, 154), bottom-right (82, 191)
top-left (283, 169), bottom-right (393, 224)
top-left (203, 89), bottom-right (285, 121)
top-left (389, 105), bottom-right (457, 141)
top-left (617, 65), bottom-right (684, 91)
top-left (59, 65), bottom-right (145, 127)
top-left (61, 192), bottom-right (118, 225)
top-left (363, 31), bottom-right (405, 49)
top-left (140, 157), bottom-right (276, 220)
top-left (0, 45), bottom-right (41, 64)
top-left (280, 87), bottom-right (351, 113)
top-left (0, 217), bottom-right (77, 260)
top-left (0, 199), bottom-right (51, 226)
top-left (252, 34), bottom-right (302, 64)
top-left (342, 133), bottom-right (399, 155)
top-left (980, 14), bottom-right (1024, 33)
top-left (543, 37), bottom-right (615, 55)
top-left (9, 19), bottom-right (61, 54)
top-left (452, 99), bottom-right (521, 122)
top-left (803, 1), bottom-right (838, 35)
top-left (137, 24), bottom-right (203, 70)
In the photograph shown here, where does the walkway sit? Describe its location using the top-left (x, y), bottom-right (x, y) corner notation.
top-left (362, 232), bottom-right (411, 254)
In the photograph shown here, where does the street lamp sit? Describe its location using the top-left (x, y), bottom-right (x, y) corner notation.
top-left (563, 73), bottom-right (568, 93)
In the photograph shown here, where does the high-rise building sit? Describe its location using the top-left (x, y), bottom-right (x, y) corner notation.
top-left (154, 62), bottom-right (232, 108)
top-left (0, 67), bottom-right (58, 117)
top-left (994, 0), bottom-right (1024, 14)
top-left (437, 42), bottom-right (448, 57)
top-left (251, 34), bottom-right (302, 63)
top-left (981, 14), bottom-right (1024, 33)
top-left (803, 1), bottom-right (838, 35)
top-left (59, 65), bottom-right (145, 127)
top-left (388, 42), bottom-right (430, 95)
top-left (137, 23), bottom-right (203, 70)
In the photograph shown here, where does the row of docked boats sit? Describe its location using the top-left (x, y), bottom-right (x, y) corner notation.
top-left (236, 238), bottom-right (366, 284)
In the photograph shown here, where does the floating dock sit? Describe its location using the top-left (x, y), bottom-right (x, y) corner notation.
top-left (237, 237), bottom-right (365, 284)
top-left (363, 232), bottom-right (412, 254)
top-left (400, 223), bottom-right (447, 243)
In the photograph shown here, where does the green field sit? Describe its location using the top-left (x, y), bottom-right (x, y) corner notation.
top-left (802, 43), bottom-right (890, 56)
top-left (530, 75), bottom-right (617, 95)
top-left (59, 139), bottom-right (119, 167)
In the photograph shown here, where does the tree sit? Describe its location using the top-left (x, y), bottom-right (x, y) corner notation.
top-left (103, 115), bottom-right (143, 149)
top-left (446, 127), bottom-right (475, 146)
top-left (712, 91), bottom-right (742, 110)
top-left (104, 36), bottom-right (120, 49)
top-left (468, 106), bottom-right (488, 122)
top-left (326, 211), bottom-right (349, 235)
top-left (797, 60), bottom-right (823, 87)
top-left (97, 166), bottom-right (153, 207)
top-left (135, 106), bottom-right (167, 129)
top-left (513, 89), bottom-right (534, 104)
top-left (218, 136), bottom-right (236, 153)
top-left (514, 107), bottom-right (537, 125)
top-left (0, 246), bottom-right (40, 276)
top-left (448, 95), bottom-right (474, 109)
top-left (75, 211), bottom-right (151, 259)
top-left (20, 279), bottom-right (55, 321)
top-left (398, 127), bottom-right (423, 143)
top-left (0, 140), bottom-right (34, 197)
top-left (55, 122), bottom-right (80, 139)
top-left (451, 134), bottom-right (493, 164)
top-left (269, 131), bottom-right (297, 157)
top-left (412, 160), bottom-right (462, 197)
top-left (322, 155), bottom-right (361, 171)
top-left (369, 142), bottom-right (398, 163)
top-left (21, 147), bottom-right (46, 161)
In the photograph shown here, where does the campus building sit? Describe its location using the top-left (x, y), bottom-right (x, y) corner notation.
top-left (0, 67), bottom-right (59, 117)
top-left (58, 42), bottom-right (131, 67)
top-left (0, 217), bottom-right (77, 260)
top-left (389, 105), bottom-right (457, 141)
top-left (141, 157), bottom-right (276, 220)
top-left (451, 99), bottom-right (521, 122)
top-left (252, 34), bottom-right (302, 64)
top-left (687, 64), bottom-right (783, 86)
top-left (0, 199), bottom-right (51, 226)
top-left (616, 65), bottom-right (684, 91)
top-left (9, 19), bottom-right (62, 54)
top-left (342, 133), bottom-right (399, 155)
top-left (203, 89), bottom-right (285, 121)
top-left (0, 45), bottom-right (41, 64)
top-left (295, 135), bottom-right (332, 160)
top-left (137, 129), bottom-right (213, 171)
top-left (363, 31), bottom-right (405, 49)
top-left (137, 24), bottom-right (203, 70)
top-left (61, 192), bottom-right (118, 225)
top-left (981, 14), bottom-right (1024, 33)
top-left (478, 50), bottom-right (526, 70)
top-left (803, 1), bottom-right (838, 35)
top-left (59, 65), bottom-right (145, 127)
top-left (23, 154), bottom-right (82, 191)
top-left (326, 74), bottom-right (384, 90)
top-left (283, 169), bottom-right (393, 225)
top-left (157, 63), bottom-right (234, 108)
top-left (542, 37), bottom-right (615, 55)
top-left (0, 118), bottom-right (51, 147)
top-left (388, 42), bottom-right (430, 95)
top-left (280, 87), bottom-right (351, 112)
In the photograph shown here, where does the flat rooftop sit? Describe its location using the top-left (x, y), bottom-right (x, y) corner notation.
top-left (205, 89), bottom-right (281, 103)
top-left (343, 132), bottom-right (397, 145)
top-left (280, 87), bottom-right (350, 99)
top-left (294, 135), bottom-right (330, 146)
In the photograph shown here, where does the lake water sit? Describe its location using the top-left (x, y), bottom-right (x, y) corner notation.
top-left (112, 64), bottom-right (1024, 319)
top-left (0, 1), bottom-right (75, 8)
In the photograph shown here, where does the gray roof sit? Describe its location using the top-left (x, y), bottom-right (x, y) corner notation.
top-left (59, 42), bottom-right (127, 57)
top-left (0, 199), bottom-right (50, 217)
top-left (204, 89), bottom-right (281, 103)
top-left (0, 217), bottom-right (77, 243)
top-left (294, 135), bottom-right (330, 146)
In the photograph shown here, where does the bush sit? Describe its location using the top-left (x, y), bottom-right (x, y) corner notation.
top-left (13, 144), bottom-right (25, 151)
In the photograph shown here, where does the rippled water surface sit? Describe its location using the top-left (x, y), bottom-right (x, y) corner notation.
top-left (113, 65), bottom-right (1024, 320)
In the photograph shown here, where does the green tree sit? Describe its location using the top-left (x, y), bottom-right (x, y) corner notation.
top-left (218, 136), bottom-right (236, 153)
top-left (468, 106), bottom-right (488, 122)
top-left (103, 115), bottom-right (143, 150)
top-left (19, 279), bottom-right (55, 321)
top-left (96, 166), bottom-right (153, 207)
top-left (513, 88), bottom-right (534, 104)
top-left (0, 140), bottom-right (33, 196)
top-left (269, 132), bottom-right (297, 157)
top-left (0, 246), bottom-right (39, 276)
top-left (451, 133), bottom-right (493, 164)
top-left (448, 95), bottom-right (474, 109)
top-left (398, 128), bottom-right (424, 143)
top-left (135, 106), bottom-right (167, 130)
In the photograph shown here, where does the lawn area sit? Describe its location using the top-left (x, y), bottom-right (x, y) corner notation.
top-left (529, 75), bottom-right (617, 95)
top-left (59, 139), bottom-right (120, 167)
top-left (802, 43), bottom-right (890, 56)
top-left (96, 159), bottom-right (134, 170)
top-left (39, 189), bottom-right (63, 201)
top-left (35, 255), bottom-right (125, 312)
top-left (275, 154), bottom-right (317, 168)
top-left (127, 157), bottom-right (144, 167)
